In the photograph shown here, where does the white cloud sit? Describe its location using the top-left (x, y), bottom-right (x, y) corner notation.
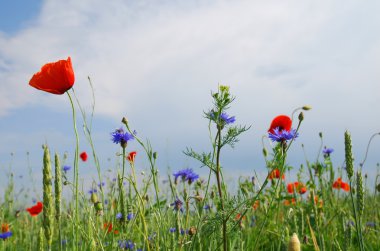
top-left (1, 0), bottom-right (380, 180)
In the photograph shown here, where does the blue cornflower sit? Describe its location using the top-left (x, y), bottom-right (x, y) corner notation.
top-left (118, 240), bottom-right (135, 250)
top-left (111, 128), bottom-right (134, 148)
top-left (88, 188), bottom-right (97, 194)
top-left (268, 127), bottom-right (298, 142)
top-left (63, 165), bottom-right (71, 173)
top-left (204, 204), bottom-right (211, 210)
top-left (366, 221), bottom-right (376, 228)
top-left (169, 227), bottom-right (176, 233)
top-left (173, 168), bottom-right (199, 184)
top-left (0, 232), bottom-right (12, 240)
top-left (98, 182), bottom-right (106, 188)
top-left (170, 198), bottom-right (184, 212)
top-left (127, 213), bottom-right (134, 221)
top-left (220, 112), bottom-right (236, 124)
top-left (323, 147), bottom-right (334, 157)
top-left (116, 212), bottom-right (123, 220)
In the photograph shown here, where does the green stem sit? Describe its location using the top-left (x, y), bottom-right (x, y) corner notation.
top-left (67, 91), bottom-right (80, 250)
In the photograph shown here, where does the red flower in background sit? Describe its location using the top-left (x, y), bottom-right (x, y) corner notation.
top-left (284, 198), bottom-right (296, 206)
top-left (1, 223), bottom-right (10, 233)
top-left (268, 168), bottom-right (285, 180)
top-left (333, 177), bottom-right (350, 192)
top-left (103, 222), bottom-right (119, 234)
top-left (287, 182), bottom-right (307, 194)
top-left (29, 57), bottom-right (75, 95)
top-left (127, 151), bottom-right (137, 162)
top-left (26, 201), bottom-right (43, 217)
top-left (80, 152), bottom-right (88, 162)
top-left (268, 115), bottom-right (292, 134)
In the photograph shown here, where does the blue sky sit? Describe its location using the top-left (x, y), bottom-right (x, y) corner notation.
top-left (1, 0), bottom-right (380, 196)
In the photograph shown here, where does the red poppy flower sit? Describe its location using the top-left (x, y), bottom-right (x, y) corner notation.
top-left (268, 115), bottom-right (292, 134)
top-left (80, 152), bottom-right (88, 162)
top-left (332, 177), bottom-right (350, 192)
top-left (268, 169), bottom-right (285, 180)
top-left (29, 57), bottom-right (75, 95)
top-left (127, 151), bottom-right (137, 162)
top-left (103, 223), bottom-right (119, 234)
top-left (287, 182), bottom-right (307, 194)
top-left (26, 201), bottom-right (43, 217)
top-left (252, 200), bottom-right (260, 210)
top-left (235, 213), bottom-right (246, 221)
top-left (1, 223), bottom-right (9, 233)
top-left (284, 198), bottom-right (296, 206)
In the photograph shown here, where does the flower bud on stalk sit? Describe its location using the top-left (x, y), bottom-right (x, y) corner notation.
top-left (42, 145), bottom-right (53, 247)
top-left (356, 171), bottom-right (364, 217)
top-left (344, 131), bottom-right (354, 179)
top-left (287, 233), bottom-right (301, 251)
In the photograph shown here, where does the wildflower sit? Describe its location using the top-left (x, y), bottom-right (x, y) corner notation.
top-left (103, 223), bottom-right (119, 234)
top-left (284, 198), bottom-right (296, 206)
top-left (169, 227), bottom-right (176, 233)
top-left (252, 200), bottom-right (260, 210)
top-left (235, 213), bottom-right (247, 221)
top-left (127, 151), bottom-right (137, 162)
top-left (333, 177), bottom-right (350, 192)
top-left (268, 169), bottom-right (285, 180)
top-left (29, 57), bottom-right (75, 95)
top-left (80, 152), bottom-right (88, 162)
top-left (116, 213), bottom-right (123, 220)
top-left (204, 204), bottom-right (211, 210)
top-left (127, 213), bottom-right (134, 221)
top-left (0, 232), bottom-right (12, 240)
top-left (366, 222), bottom-right (376, 228)
top-left (209, 111), bottom-right (235, 125)
top-left (63, 165), bottom-right (71, 173)
top-left (26, 201), bottom-right (43, 217)
top-left (268, 127), bottom-right (298, 142)
top-left (268, 115), bottom-right (292, 134)
top-left (111, 128), bottom-right (134, 148)
top-left (173, 168), bottom-right (199, 184)
top-left (322, 147), bottom-right (334, 158)
top-left (170, 198), bottom-right (184, 212)
top-left (118, 240), bottom-right (135, 250)
top-left (88, 188), bottom-right (97, 194)
top-left (98, 182), bottom-right (106, 188)
top-left (1, 223), bottom-right (9, 233)
top-left (220, 112), bottom-right (236, 124)
top-left (287, 182), bottom-right (307, 195)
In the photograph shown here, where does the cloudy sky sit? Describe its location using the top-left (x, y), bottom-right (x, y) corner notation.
top-left (1, 0), bottom-right (380, 194)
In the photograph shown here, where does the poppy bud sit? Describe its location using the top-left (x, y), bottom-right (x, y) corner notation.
top-left (302, 105), bottom-right (312, 111)
top-left (63, 181), bottom-right (69, 186)
top-left (121, 117), bottom-right (128, 125)
top-left (319, 132), bottom-right (323, 138)
top-left (287, 233), bottom-right (301, 251)
top-left (298, 112), bottom-right (304, 122)
top-left (94, 202), bottom-right (103, 212)
top-left (153, 152), bottom-right (158, 159)
top-left (91, 193), bottom-right (98, 204)
top-left (262, 148), bottom-right (268, 157)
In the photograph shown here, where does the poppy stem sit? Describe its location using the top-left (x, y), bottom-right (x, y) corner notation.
top-left (67, 91), bottom-right (80, 250)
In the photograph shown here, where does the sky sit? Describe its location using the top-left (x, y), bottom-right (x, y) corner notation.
top-left (1, 0), bottom-right (380, 197)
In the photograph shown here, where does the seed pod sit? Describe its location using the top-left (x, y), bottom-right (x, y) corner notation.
top-left (298, 112), bottom-right (304, 122)
top-left (287, 233), bottom-right (301, 251)
top-left (302, 105), bottom-right (312, 111)
top-left (188, 226), bottom-right (197, 236)
top-left (344, 131), bottom-right (354, 179)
